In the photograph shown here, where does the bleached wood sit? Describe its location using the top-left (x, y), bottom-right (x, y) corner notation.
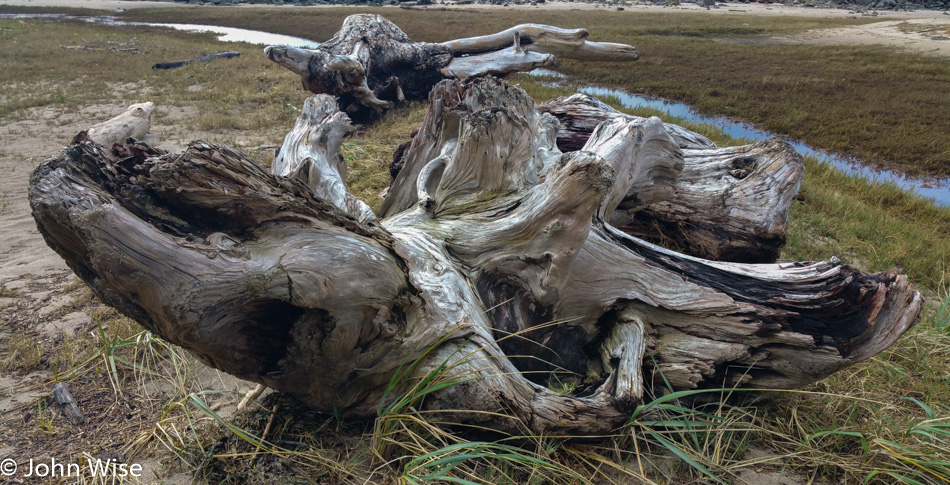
top-left (596, 310), bottom-right (647, 407)
top-left (441, 47), bottom-right (555, 81)
top-left (439, 24), bottom-right (640, 62)
top-left (30, 80), bottom-right (921, 435)
top-left (578, 115), bottom-right (682, 220)
top-left (237, 383), bottom-right (267, 411)
top-left (541, 94), bottom-right (803, 263)
top-left (539, 94), bottom-right (715, 152)
top-left (610, 138), bottom-right (804, 263)
top-left (73, 102), bottom-right (154, 147)
top-left (273, 94), bottom-right (376, 223)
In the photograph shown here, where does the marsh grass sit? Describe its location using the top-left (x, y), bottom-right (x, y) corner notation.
top-left (2, 11), bottom-right (950, 485)
top-left (343, 101), bottom-right (428, 207)
top-left (137, 315), bottom-right (950, 484)
top-left (898, 22), bottom-right (950, 36)
top-left (111, 6), bottom-right (950, 178)
top-left (0, 333), bottom-right (43, 371)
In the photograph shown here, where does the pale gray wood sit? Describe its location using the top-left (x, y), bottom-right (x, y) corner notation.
top-left (29, 79), bottom-right (921, 436)
top-left (273, 94), bottom-right (376, 223)
top-left (541, 93), bottom-right (804, 263)
top-left (53, 382), bottom-right (85, 425)
top-left (73, 102), bottom-right (154, 147)
top-left (438, 24), bottom-right (639, 62)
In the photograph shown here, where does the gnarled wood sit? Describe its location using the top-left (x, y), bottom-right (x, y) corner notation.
top-left (539, 94), bottom-right (715, 152)
top-left (265, 15), bottom-right (638, 122)
top-left (540, 94), bottom-right (804, 263)
top-left (273, 94), bottom-right (376, 223)
top-left (30, 80), bottom-right (921, 436)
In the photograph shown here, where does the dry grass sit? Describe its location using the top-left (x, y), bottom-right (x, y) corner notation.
top-left (0, 333), bottom-right (43, 372)
top-left (343, 101), bottom-right (428, 209)
top-left (0, 15), bottom-right (305, 148)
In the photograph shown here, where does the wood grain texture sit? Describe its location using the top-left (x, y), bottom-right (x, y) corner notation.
top-left (30, 85), bottom-right (920, 435)
top-left (272, 94), bottom-right (376, 223)
top-left (72, 102), bottom-right (154, 148)
top-left (541, 93), bottom-right (804, 263)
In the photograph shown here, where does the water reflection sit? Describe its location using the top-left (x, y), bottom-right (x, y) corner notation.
top-left (121, 21), bottom-right (320, 49)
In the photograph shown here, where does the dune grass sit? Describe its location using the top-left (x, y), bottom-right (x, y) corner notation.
top-left (0, 11), bottom-right (948, 485)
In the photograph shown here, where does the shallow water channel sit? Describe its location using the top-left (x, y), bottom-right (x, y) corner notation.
top-left (7, 14), bottom-right (948, 207)
top-left (104, 19), bottom-right (322, 49)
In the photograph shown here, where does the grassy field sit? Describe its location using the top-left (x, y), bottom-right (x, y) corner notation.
top-left (110, 5), bottom-right (950, 178)
top-left (0, 7), bottom-right (948, 484)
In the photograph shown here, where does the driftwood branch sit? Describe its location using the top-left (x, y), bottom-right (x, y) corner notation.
top-left (30, 83), bottom-right (921, 435)
top-left (152, 51), bottom-right (240, 70)
top-left (265, 15), bottom-right (638, 122)
top-left (53, 382), bottom-right (85, 425)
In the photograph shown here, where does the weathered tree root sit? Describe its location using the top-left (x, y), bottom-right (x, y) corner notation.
top-left (30, 78), bottom-right (920, 436)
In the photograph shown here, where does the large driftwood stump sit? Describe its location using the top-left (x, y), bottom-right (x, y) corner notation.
top-left (30, 79), bottom-right (920, 435)
top-left (264, 14), bottom-right (638, 122)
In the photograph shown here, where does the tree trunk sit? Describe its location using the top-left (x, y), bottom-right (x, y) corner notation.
top-left (264, 14), bottom-right (638, 122)
top-left (30, 81), bottom-right (921, 436)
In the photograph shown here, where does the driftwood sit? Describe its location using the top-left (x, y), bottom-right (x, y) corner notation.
top-left (73, 102), bottom-right (154, 148)
top-left (152, 51), bottom-right (240, 70)
top-left (265, 14), bottom-right (638, 122)
top-left (539, 94), bottom-right (803, 263)
top-left (53, 382), bottom-right (85, 425)
top-left (30, 79), bottom-right (921, 435)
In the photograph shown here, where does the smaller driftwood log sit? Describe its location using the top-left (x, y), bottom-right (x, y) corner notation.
top-left (539, 94), bottom-right (804, 263)
top-left (265, 14), bottom-right (638, 121)
top-left (30, 78), bottom-right (921, 436)
top-left (72, 102), bottom-right (154, 147)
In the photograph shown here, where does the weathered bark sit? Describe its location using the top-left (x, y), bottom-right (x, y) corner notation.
top-left (539, 94), bottom-right (716, 153)
top-left (265, 14), bottom-right (638, 122)
top-left (53, 383), bottom-right (85, 425)
top-left (30, 84), bottom-right (920, 436)
top-left (540, 94), bottom-right (804, 263)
